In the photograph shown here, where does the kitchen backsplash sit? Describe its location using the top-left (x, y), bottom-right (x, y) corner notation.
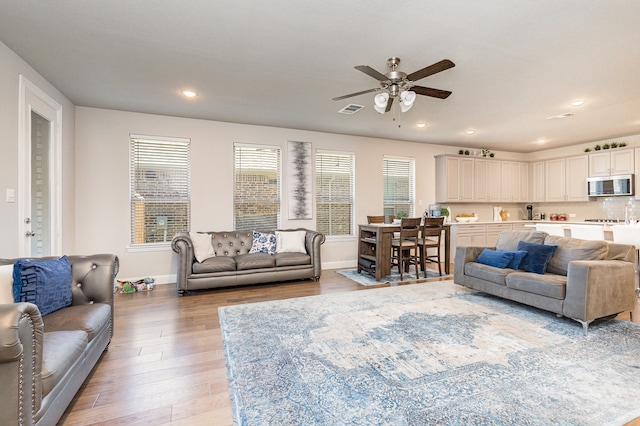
top-left (439, 197), bottom-right (640, 222)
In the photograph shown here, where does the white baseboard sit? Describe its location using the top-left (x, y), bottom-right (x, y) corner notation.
top-left (117, 274), bottom-right (176, 285)
top-left (321, 260), bottom-right (357, 270)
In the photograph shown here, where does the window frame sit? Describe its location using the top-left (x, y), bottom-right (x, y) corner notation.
top-left (233, 143), bottom-right (282, 232)
top-left (128, 134), bottom-right (191, 250)
top-left (383, 155), bottom-right (416, 220)
top-left (315, 149), bottom-right (356, 237)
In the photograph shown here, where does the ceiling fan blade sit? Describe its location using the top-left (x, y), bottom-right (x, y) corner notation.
top-left (355, 65), bottom-right (388, 82)
top-left (406, 59), bottom-right (455, 82)
top-left (385, 96), bottom-right (394, 112)
top-left (332, 88), bottom-right (379, 101)
top-left (412, 86), bottom-right (452, 99)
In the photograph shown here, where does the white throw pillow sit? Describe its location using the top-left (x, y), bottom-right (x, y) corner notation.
top-left (189, 232), bottom-right (216, 263)
top-left (276, 230), bottom-right (307, 254)
top-left (0, 264), bottom-right (15, 304)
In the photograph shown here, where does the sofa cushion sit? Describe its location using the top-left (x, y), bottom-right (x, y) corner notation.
top-left (476, 249), bottom-right (514, 268)
top-left (544, 235), bottom-right (608, 275)
top-left (505, 250), bottom-right (528, 269)
top-left (12, 256), bottom-right (73, 316)
top-left (236, 253), bottom-right (276, 270)
top-left (41, 331), bottom-right (87, 397)
top-left (249, 231), bottom-right (277, 254)
top-left (276, 230), bottom-right (307, 254)
top-left (43, 303), bottom-right (111, 342)
top-left (496, 231), bottom-right (547, 251)
top-left (274, 252), bottom-right (311, 267)
top-left (464, 262), bottom-right (511, 286)
top-left (190, 232), bottom-right (215, 262)
top-left (192, 256), bottom-right (237, 274)
top-left (505, 271), bottom-right (567, 299)
top-left (516, 241), bottom-right (558, 274)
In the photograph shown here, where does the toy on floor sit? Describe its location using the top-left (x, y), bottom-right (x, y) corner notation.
top-left (115, 277), bottom-right (155, 293)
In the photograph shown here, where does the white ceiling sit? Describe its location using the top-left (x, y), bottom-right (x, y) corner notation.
top-left (1, 1), bottom-right (639, 153)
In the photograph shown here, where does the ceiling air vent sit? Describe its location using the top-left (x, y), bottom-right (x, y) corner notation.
top-left (338, 104), bottom-right (365, 114)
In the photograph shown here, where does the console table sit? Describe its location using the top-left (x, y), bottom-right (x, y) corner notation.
top-left (357, 223), bottom-right (451, 282)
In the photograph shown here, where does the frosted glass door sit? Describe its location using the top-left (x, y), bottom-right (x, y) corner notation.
top-left (30, 111), bottom-right (52, 256)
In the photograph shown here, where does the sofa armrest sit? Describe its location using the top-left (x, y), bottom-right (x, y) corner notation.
top-left (172, 231), bottom-right (194, 294)
top-left (563, 260), bottom-right (636, 322)
top-left (0, 302), bottom-right (44, 425)
top-left (454, 246), bottom-right (491, 282)
top-left (304, 229), bottom-right (325, 279)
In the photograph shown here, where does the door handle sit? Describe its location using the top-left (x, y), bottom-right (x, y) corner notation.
top-left (25, 231), bottom-right (36, 237)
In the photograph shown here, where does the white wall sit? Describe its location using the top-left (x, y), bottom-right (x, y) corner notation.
top-left (74, 107), bottom-right (473, 280)
top-left (0, 41), bottom-right (75, 257)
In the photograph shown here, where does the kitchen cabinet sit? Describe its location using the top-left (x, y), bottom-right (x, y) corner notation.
top-left (545, 158), bottom-right (566, 202)
top-left (500, 161), bottom-right (521, 202)
top-left (565, 155), bottom-right (589, 201)
top-left (473, 158), bottom-right (488, 201)
top-left (544, 155), bottom-right (588, 202)
top-left (531, 161), bottom-right (545, 202)
top-left (435, 155), bottom-right (474, 202)
top-left (635, 148), bottom-right (640, 201)
top-left (588, 149), bottom-right (634, 177)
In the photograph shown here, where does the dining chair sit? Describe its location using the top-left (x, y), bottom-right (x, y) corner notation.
top-left (367, 215), bottom-right (385, 224)
top-left (534, 223), bottom-right (565, 236)
top-left (390, 217), bottom-right (422, 280)
top-left (569, 224), bottom-right (604, 240)
top-left (419, 216), bottom-right (445, 277)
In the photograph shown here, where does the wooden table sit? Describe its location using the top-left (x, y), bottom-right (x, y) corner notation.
top-left (357, 223), bottom-right (451, 281)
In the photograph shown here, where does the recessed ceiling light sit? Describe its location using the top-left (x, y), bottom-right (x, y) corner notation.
top-left (181, 90), bottom-right (198, 98)
top-left (571, 100), bottom-right (585, 107)
top-left (416, 122), bottom-right (427, 128)
top-left (537, 139), bottom-right (545, 144)
top-left (545, 112), bottom-right (574, 120)
top-left (465, 130), bottom-right (475, 135)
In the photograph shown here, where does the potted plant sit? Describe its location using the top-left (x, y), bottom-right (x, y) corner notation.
top-left (594, 144), bottom-right (601, 151)
top-left (584, 148), bottom-right (591, 152)
top-left (611, 142), bottom-right (618, 148)
top-left (440, 207), bottom-right (450, 223)
top-left (620, 142), bottom-right (627, 147)
top-left (603, 143), bottom-right (610, 149)
top-left (458, 149), bottom-right (464, 155)
top-left (464, 150), bottom-right (470, 155)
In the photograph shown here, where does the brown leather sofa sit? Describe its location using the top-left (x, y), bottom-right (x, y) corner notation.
top-left (0, 254), bottom-right (118, 426)
top-left (171, 229), bottom-right (324, 295)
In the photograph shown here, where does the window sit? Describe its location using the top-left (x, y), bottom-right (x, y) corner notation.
top-left (130, 135), bottom-right (190, 245)
top-left (234, 144), bottom-right (281, 231)
top-left (316, 150), bottom-right (355, 236)
top-left (383, 157), bottom-right (415, 219)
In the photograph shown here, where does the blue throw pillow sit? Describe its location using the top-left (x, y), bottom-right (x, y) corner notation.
top-left (12, 256), bottom-right (73, 316)
top-left (476, 249), bottom-right (514, 268)
top-left (501, 250), bottom-right (528, 269)
top-left (516, 241), bottom-right (558, 274)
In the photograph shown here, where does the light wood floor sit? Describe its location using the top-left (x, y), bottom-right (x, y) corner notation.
top-left (59, 268), bottom-right (640, 425)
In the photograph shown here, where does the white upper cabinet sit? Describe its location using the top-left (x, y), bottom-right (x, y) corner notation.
top-left (588, 149), bottom-right (634, 177)
top-left (500, 161), bottom-right (523, 202)
top-left (545, 158), bottom-right (566, 202)
top-left (531, 161), bottom-right (545, 202)
top-left (435, 155), bottom-right (474, 202)
top-left (565, 155), bottom-right (589, 201)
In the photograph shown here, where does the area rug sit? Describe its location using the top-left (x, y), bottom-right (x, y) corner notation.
top-left (336, 266), bottom-right (451, 286)
top-left (219, 281), bottom-right (640, 425)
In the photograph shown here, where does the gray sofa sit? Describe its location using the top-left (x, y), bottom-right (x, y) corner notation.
top-left (454, 230), bottom-right (636, 333)
top-left (172, 229), bottom-right (325, 295)
top-left (0, 254), bottom-right (118, 426)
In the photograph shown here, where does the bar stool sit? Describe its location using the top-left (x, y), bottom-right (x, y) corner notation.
top-left (535, 223), bottom-right (565, 236)
top-left (569, 225), bottom-right (605, 240)
top-left (390, 217), bottom-right (421, 280)
top-left (419, 216), bottom-right (445, 277)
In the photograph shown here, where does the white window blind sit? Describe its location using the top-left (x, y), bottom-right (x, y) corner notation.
top-left (383, 157), bottom-right (415, 219)
top-left (130, 136), bottom-right (190, 245)
top-left (316, 150), bottom-right (355, 236)
top-left (234, 144), bottom-right (281, 231)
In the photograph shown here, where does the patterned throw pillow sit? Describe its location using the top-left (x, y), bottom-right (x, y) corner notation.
top-left (12, 256), bottom-right (73, 316)
top-left (249, 231), bottom-right (277, 254)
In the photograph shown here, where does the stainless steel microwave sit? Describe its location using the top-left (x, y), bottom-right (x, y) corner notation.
top-left (587, 174), bottom-right (634, 197)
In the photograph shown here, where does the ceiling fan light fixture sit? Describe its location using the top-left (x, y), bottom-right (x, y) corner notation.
top-left (400, 90), bottom-right (416, 106)
top-left (374, 92), bottom-right (389, 108)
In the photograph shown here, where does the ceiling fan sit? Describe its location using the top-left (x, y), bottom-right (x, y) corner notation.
top-left (332, 57), bottom-right (455, 113)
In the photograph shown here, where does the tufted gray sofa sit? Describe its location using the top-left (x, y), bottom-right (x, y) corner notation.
top-left (454, 230), bottom-right (636, 334)
top-left (171, 229), bottom-right (325, 295)
top-left (0, 254), bottom-right (118, 426)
